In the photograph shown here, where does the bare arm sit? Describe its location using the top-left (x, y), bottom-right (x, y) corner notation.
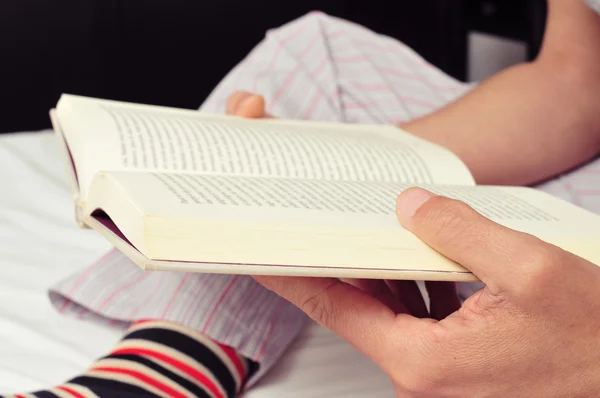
top-left (402, 0), bottom-right (600, 186)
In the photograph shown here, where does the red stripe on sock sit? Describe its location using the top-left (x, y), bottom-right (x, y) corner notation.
top-left (111, 348), bottom-right (225, 398)
top-left (131, 319), bottom-right (155, 327)
top-left (215, 343), bottom-right (246, 383)
top-left (92, 366), bottom-right (187, 398)
top-left (15, 395), bottom-right (27, 398)
top-left (58, 386), bottom-right (85, 398)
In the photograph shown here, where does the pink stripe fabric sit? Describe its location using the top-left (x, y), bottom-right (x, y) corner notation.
top-left (48, 10), bottom-right (600, 385)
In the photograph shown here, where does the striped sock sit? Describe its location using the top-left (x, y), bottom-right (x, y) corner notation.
top-left (3, 320), bottom-right (259, 398)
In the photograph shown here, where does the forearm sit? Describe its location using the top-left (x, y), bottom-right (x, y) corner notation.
top-left (401, 60), bottom-right (600, 186)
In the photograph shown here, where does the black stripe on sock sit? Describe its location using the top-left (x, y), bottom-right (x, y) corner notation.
top-left (73, 386), bottom-right (149, 398)
top-left (240, 357), bottom-right (260, 390)
top-left (122, 327), bottom-right (237, 395)
top-left (32, 392), bottom-right (61, 398)
top-left (105, 354), bottom-right (213, 398)
top-left (245, 358), bottom-right (260, 382)
top-left (69, 375), bottom-right (162, 398)
top-left (238, 357), bottom-right (261, 391)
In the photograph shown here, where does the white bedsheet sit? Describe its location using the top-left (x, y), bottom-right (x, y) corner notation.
top-left (0, 131), bottom-right (395, 397)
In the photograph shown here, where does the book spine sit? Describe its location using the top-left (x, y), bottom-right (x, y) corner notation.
top-left (75, 200), bottom-right (90, 229)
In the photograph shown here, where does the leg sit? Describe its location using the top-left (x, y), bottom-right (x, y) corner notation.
top-left (201, 11), bottom-right (473, 126)
top-left (48, 250), bottom-right (305, 388)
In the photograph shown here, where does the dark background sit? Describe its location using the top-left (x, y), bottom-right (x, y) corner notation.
top-left (0, 0), bottom-right (546, 134)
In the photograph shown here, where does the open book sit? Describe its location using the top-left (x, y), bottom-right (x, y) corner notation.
top-left (50, 94), bottom-right (600, 281)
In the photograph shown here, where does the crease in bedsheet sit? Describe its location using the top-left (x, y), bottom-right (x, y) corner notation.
top-left (0, 141), bottom-right (70, 193)
top-left (0, 368), bottom-right (49, 389)
top-left (0, 315), bottom-right (92, 365)
top-left (0, 202), bottom-right (73, 233)
top-left (0, 218), bottom-right (102, 265)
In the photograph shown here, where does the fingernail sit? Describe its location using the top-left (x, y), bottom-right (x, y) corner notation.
top-left (396, 188), bottom-right (435, 218)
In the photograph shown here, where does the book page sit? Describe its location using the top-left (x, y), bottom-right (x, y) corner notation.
top-left (86, 171), bottom-right (600, 271)
top-left (56, 95), bottom-right (474, 201)
top-left (95, 171), bottom-right (600, 237)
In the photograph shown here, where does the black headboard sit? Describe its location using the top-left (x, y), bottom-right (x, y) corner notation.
top-left (0, 0), bottom-right (545, 134)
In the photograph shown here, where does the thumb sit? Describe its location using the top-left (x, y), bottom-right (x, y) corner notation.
top-left (395, 187), bottom-right (547, 291)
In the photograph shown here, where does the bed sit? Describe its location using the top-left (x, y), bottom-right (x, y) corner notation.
top-left (0, 130), bottom-right (396, 396)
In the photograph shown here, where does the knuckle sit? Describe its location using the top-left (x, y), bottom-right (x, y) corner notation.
top-left (297, 282), bottom-right (338, 327)
top-left (299, 292), bottom-right (325, 320)
top-left (225, 98), bottom-right (235, 113)
top-left (524, 244), bottom-right (557, 277)
top-left (514, 238), bottom-right (563, 294)
top-left (397, 363), bottom-right (441, 396)
top-left (225, 91), bottom-right (245, 112)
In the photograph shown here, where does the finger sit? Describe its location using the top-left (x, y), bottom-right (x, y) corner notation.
top-left (226, 91), bottom-right (250, 115)
top-left (425, 281), bottom-right (461, 320)
top-left (395, 187), bottom-right (549, 291)
top-left (254, 275), bottom-right (425, 363)
top-left (226, 91), bottom-right (271, 118)
top-left (385, 280), bottom-right (429, 318)
top-left (341, 279), bottom-right (409, 314)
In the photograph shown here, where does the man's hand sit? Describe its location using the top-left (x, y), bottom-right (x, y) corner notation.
top-left (254, 188), bottom-right (600, 397)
